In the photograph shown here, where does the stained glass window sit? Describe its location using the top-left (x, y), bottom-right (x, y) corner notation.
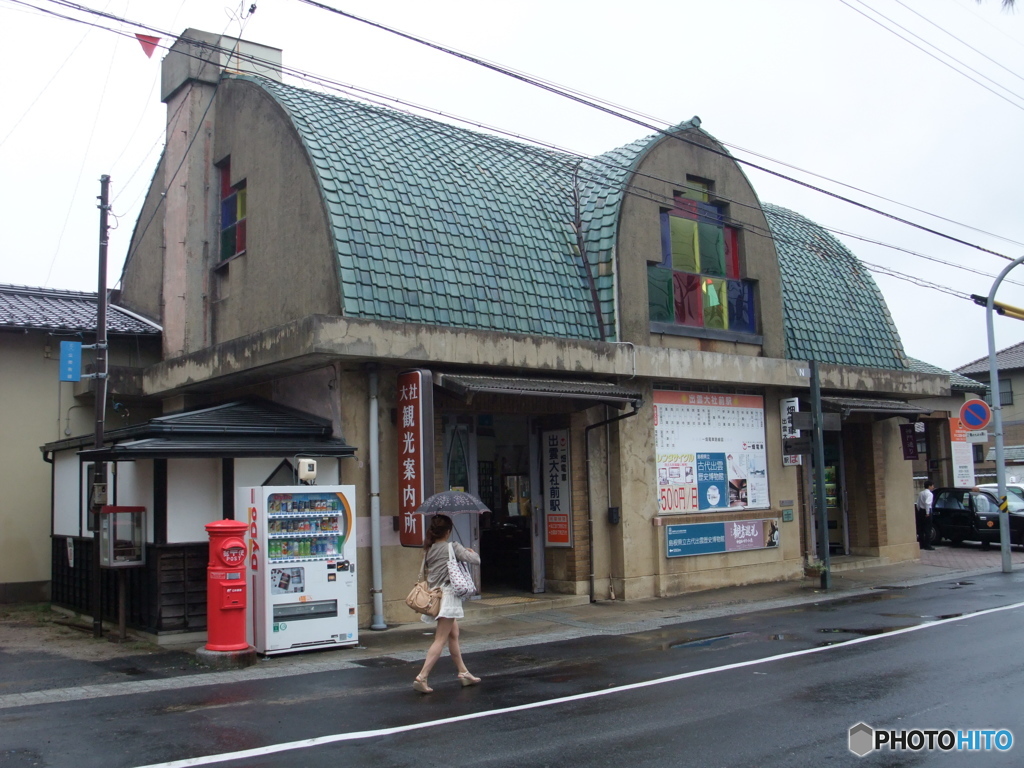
top-left (219, 161), bottom-right (247, 261)
top-left (650, 186), bottom-right (757, 335)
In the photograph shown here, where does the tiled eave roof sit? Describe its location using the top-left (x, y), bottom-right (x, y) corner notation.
top-left (956, 340), bottom-right (1024, 376)
top-left (0, 284), bottom-right (161, 335)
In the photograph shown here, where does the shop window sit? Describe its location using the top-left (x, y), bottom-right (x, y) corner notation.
top-left (219, 160), bottom-right (247, 261)
top-left (649, 186), bottom-right (755, 334)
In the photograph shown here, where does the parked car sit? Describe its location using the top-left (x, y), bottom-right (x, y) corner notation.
top-left (931, 487), bottom-right (1024, 547)
top-left (975, 483), bottom-right (1024, 504)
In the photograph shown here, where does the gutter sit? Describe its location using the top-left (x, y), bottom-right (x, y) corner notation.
top-left (584, 400), bottom-right (642, 603)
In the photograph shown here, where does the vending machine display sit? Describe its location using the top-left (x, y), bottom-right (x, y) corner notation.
top-left (240, 485), bottom-right (357, 655)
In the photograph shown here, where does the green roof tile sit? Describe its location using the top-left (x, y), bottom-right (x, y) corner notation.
top-left (238, 75), bottom-right (667, 341)
top-left (763, 203), bottom-right (907, 370)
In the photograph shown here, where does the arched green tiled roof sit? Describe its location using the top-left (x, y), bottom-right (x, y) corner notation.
top-left (764, 203), bottom-right (907, 369)
top-left (249, 76), bottom-right (617, 340)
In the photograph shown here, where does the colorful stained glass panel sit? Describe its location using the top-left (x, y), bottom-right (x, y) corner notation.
top-left (698, 222), bottom-right (725, 277)
top-left (670, 216), bottom-right (699, 273)
top-left (673, 271), bottom-right (702, 326)
top-left (221, 197), bottom-right (237, 228)
top-left (727, 280), bottom-right (756, 334)
top-left (703, 278), bottom-right (727, 329)
top-left (648, 267), bottom-right (674, 322)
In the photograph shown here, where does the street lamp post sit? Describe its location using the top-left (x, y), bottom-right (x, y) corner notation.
top-left (983, 254), bottom-right (1024, 574)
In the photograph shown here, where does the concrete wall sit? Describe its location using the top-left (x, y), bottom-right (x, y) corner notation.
top-left (616, 127), bottom-right (784, 358)
top-left (117, 153), bottom-right (167, 325)
top-left (606, 384), bottom-right (804, 600)
top-left (208, 79), bottom-right (340, 345)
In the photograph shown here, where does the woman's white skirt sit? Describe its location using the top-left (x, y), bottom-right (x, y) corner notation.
top-left (420, 585), bottom-right (464, 623)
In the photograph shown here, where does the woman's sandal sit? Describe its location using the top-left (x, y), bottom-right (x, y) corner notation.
top-left (413, 675), bottom-right (433, 694)
top-left (458, 671), bottom-right (481, 687)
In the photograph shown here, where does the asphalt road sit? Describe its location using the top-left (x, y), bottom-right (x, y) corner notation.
top-left (4, 572), bottom-right (1024, 768)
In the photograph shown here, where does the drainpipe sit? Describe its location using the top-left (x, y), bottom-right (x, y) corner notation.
top-left (368, 365), bottom-right (387, 630)
top-left (584, 401), bottom-right (641, 602)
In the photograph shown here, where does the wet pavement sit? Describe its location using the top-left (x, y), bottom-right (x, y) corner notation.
top-left (1, 541), bottom-right (1022, 708)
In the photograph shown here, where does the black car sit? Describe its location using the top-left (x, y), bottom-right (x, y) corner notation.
top-left (931, 487), bottom-right (1024, 547)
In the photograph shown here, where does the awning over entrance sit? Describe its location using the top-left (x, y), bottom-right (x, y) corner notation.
top-left (434, 373), bottom-right (643, 408)
top-left (820, 396), bottom-right (932, 419)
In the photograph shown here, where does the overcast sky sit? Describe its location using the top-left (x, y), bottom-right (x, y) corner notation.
top-left (2, 0), bottom-right (1023, 372)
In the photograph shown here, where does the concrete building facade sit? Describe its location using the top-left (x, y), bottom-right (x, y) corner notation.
top-left (45, 30), bottom-right (955, 632)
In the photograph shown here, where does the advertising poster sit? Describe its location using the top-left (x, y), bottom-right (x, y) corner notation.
top-left (655, 390), bottom-right (770, 514)
top-left (666, 519), bottom-right (780, 558)
top-left (948, 417), bottom-right (976, 488)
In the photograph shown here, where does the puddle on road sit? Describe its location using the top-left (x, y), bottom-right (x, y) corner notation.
top-left (880, 612), bottom-right (963, 620)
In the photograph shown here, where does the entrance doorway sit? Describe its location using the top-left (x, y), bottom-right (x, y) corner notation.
top-left (442, 414), bottom-right (544, 593)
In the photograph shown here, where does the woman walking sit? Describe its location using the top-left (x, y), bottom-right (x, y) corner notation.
top-left (414, 514), bottom-right (482, 693)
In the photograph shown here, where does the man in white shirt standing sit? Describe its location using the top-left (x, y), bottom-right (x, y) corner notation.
top-left (915, 480), bottom-right (935, 550)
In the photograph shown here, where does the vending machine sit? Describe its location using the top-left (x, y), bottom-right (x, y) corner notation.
top-left (239, 485), bottom-right (358, 655)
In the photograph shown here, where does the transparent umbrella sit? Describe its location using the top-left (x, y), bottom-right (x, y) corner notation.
top-left (415, 490), bottom-right (490, 515)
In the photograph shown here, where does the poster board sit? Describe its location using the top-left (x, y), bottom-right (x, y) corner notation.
top-left (654, 390), bottom-right (770, 514)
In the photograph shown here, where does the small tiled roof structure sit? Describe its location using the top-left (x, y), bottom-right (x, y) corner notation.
top-left (763, 204), bottom-right (907, 369)
top-left (248, 76), bottom-right (697, 342)
top-left (955, 340), bottom-right (1024, 376)
top-left (905, 357), bottom-right (987, 393)
top-left (43, 400), bottom-right (355, 460)
top-left (0, 284), bottom-right (161, 335)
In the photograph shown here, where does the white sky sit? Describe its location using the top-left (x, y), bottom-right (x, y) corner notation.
top-left (2, 0), bottom-right (1023, 372)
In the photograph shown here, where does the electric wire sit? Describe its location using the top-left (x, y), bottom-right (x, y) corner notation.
top-left (838, 0), bottom-right (1024, 110)
top-left (41, 0), bottom-right (122, 288)
top-left (21, 0), bottom-right (1024, 262)
top-left (0, 17), bottom-right (91, 149)
top-left (290, 0), bottom-right (1017, 262)
top-left (892, 0), bottom-right (1024, 86)
top-left (12, 0), bottom-right (1020, 305)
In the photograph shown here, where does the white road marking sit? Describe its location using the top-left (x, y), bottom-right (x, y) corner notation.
top-left (133, 599), bottom-right (1024, 768)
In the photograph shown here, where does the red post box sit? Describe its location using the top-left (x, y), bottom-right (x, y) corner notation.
top-left (205, 519), bottom-right (249, 652)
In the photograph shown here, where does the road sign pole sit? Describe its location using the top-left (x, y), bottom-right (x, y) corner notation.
top-left (986, 254), bottom-right (1024, 574)
top-left (810, 361), bottom-right (830, 590)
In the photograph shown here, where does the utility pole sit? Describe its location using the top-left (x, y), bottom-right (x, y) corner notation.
top-left (91, 175), bottom-right (111, 638)
top-left (810, 360), bottom-right (831, 590)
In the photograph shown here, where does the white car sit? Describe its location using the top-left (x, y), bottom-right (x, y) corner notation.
top-left (975, 483), bottom-right (1024, 504)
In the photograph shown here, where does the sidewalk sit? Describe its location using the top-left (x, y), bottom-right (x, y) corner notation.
top-left (2, 544), bottom-right (1023, 710)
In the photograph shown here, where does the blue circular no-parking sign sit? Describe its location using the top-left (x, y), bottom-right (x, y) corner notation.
top-left (960, 398), bottom-right (992, 430)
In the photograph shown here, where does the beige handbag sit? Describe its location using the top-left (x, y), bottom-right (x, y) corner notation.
top-left (405, 553), bottom-right (442, 617)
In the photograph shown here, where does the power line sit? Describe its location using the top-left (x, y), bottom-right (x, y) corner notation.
top-left (893, 0), bottom-right (1024, 86)
top-left (22, 0), bottom-right (1024, 262)
top-left (839, 0), bottom-right (1024, 110)
top-left (15, 0), bottom-right (1018, 307)
top-left (290, 0), bottom-right (1016, 263)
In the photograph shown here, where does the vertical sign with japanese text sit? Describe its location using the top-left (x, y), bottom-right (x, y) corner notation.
top-left (542, 429), bottom-right (572, 547)
top-left (780, 396), bottom-right (802, 466)
top-left (899, 423), bottom-right (919, 460)
top-left (398, 370), bottom-right (434, 547)
top-left (949, 417), bottom-right (975, 488)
